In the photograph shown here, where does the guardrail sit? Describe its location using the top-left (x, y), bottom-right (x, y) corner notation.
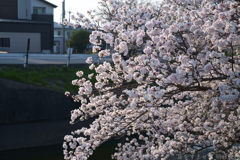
top-left (0, 53), bottom-right (112, 66)
top-left (0, 53), bottom-right (99, 59)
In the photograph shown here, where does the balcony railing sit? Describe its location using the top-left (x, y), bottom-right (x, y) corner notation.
top-left (31, 14), bottom-right (53, 22)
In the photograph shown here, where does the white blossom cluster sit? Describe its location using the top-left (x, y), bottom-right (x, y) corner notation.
top-left (63, 0), bottom-right (240, 159)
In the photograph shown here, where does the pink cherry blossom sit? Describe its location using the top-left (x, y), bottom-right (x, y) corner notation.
top-left (63, 0), bottom-right (240, 159)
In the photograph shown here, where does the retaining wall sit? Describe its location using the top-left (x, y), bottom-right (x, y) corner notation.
top-left (0, 78), bottom-right (79, 124)
top-left (0, 78), bottom-right (92, 151)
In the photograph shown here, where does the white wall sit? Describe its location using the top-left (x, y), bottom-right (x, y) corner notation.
top-left (0, 32), bottom-right (41, 53)
top-left (54, 37), bottom-right (64, 54)
top-left (27, 0), bottom-right (32, 18)
top-left (18, 0), bottom-right (31, 20)
top-left (31, 0), bottom-right (54, 14)
top-left (18, 0), bottom-right (54, 20)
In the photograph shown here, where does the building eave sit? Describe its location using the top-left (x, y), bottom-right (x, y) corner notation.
top-left (38, 0), bottom-right (58, 8)
top-left (0, 18), bottom-right (52, 24)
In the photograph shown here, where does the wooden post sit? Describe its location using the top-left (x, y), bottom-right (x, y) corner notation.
top-left (24, 38), bottom-right (30, 68)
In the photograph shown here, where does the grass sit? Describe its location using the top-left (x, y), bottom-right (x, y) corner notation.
top-left (0, 65), bottom-right (96, 93)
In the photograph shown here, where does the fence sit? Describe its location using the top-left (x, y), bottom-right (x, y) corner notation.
top-left (0, 53), bottom-right (112, 66)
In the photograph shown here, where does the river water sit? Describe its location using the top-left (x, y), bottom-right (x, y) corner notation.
top-left (0, 139), bottom-right (118, 160)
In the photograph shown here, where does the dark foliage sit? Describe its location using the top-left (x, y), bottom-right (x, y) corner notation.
top-left (68, 30), bottom-right (91, 53)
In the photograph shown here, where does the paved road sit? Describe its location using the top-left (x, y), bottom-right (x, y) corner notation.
top-left (0, 53), bottom-right (112, 65)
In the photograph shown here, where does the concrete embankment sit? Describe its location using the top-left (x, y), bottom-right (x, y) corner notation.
top-left (0, 77), bottom-right (79, 124)
top-left (0, 78), bottom-right (91, 151)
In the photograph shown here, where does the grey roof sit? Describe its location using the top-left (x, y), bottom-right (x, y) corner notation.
top-left (39, 0), bottom-right (57, 8)
top-left (53, 22), bottom-right (93, 32)
top-left (54, 22), bottom-right (70, 29)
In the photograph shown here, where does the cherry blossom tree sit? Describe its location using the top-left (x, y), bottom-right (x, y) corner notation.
top-left (63, 0), bottom-right (240, 159)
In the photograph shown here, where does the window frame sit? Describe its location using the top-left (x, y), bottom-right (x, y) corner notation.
top-left (33, 7), bottom-right (46, 14)
top-left (0, 38), bottom-right (10, 48)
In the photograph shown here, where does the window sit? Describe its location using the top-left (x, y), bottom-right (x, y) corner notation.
top-left (33, 7), bottom-right (46, 14)
top-left (0, 38), bottom-right (10, 47)
top-left (58, 31), bottom-right (61, 36)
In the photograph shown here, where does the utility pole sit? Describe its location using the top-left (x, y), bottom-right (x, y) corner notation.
top-left (62, 0), bottom-right (65, 54)
top-left (68, 10), bottom-right (72, 42)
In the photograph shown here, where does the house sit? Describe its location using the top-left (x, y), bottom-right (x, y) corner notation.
top-left (0, 0), bottom-right (57, 53)
top-left (53, 22), bottom-right (73, 54)
top-left (54, 22), bottom-right (72, 38)
top-left (53, 22), bottom-right (94, 54)
top-left (54, 21), bottom-right (111, 54)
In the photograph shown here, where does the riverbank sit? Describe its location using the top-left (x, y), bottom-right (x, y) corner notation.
top-left (0, 64), bottom-right (93, 93)
top-left (0, 75), bottom-right (120, 159)
top-left (0, 77), bottom-right (85, 152)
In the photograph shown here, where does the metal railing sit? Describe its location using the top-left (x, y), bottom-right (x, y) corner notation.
top-left (0, 53), bottom-right (112, 66)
